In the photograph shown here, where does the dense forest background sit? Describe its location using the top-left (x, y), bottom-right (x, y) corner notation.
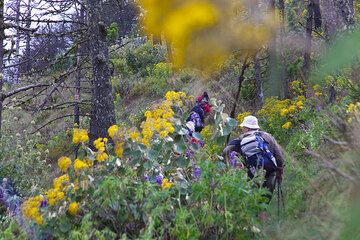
top-left (0, 0), bottom-right (359, 239)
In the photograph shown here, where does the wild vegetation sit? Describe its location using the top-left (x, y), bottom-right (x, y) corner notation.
top-left (0, 0), bottom-right (359, 239)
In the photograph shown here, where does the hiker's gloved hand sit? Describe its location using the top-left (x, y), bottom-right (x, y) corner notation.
top-left (276, 167), bottom-right (283, 181)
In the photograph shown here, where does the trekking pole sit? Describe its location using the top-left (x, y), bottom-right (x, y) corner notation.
top-left (277, 180), bottom-right (280, 218)
top-left (280, 182), bottom-right (286, 211)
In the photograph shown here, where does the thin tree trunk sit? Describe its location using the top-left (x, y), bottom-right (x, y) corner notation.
top-left (0, 0), bottom-right (4, 137)
top-left (278, 0), bottom-right (290, 99)
top-left (87, 0), bottom-right (116, 141)
top-left (226, 57), bottom-right (250, 144)
top-left (254, 54), bottom-right (264, 108)
top-left (24, 0), bottom-right (31, 73)
top-left (268, 0), bottom-right (280, 97)
top-left (14, 0), bottom-right (21, 83)
top-left (74, 4), bottom-right (85, 127)
top-left (302, 0), bottom-right (314, 81)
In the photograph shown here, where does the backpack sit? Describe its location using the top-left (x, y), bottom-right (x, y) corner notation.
top-left (239, 132), bottom-right (278, 175)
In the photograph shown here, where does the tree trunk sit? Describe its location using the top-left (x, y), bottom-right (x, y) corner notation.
top-left (0, 0), bottom-right (4, 137)
top-left (87, 0), bottom-right (116, 141)
top-left (74, 4), bottom-right (85, 127)
top-left (254, 54), bottom-right (264, 108)
top-left (268, 0), bottom-right (281, 97)
top-left (14, 0), bottom-right (21, 83)
top-left (302, 0), bottom-right (315, 81)
top-left (24, 0), bottom-right (32, 73)
top-left (278, 0), bottom-right (290, 99)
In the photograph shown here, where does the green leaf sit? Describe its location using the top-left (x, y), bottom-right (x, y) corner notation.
top-left (192, 132), bottom-right (203, 141)
top-left (59, 218), bottom-right (71, 233)
top-left (143, 160), bottom-right (153, 169)
top-left (226, 118), bottom-right (238, 127)
top-left (175, 142), bottom-right (186, 154)
top-left (221, 125), bottom-right (232, 136)
top-left (190, 143), bottom-right (199, 152)
top-left (215, 136), bottom-right (226, 146)
top-left (147, 149), bottom-right (158, 161)
top-left (176, 157), bottom-right (189, 168)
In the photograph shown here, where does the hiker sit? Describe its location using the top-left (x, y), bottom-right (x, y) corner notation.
top-left (223, 115), bottom-right (284, 201)
top-left (186, 92), bottom-right (211, 135)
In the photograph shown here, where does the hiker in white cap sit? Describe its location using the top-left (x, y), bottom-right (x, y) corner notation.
top-left (223, 115), bottom-right (284, 202)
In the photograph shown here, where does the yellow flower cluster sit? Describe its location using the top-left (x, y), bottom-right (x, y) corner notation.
top-left (258, 96), bottom-right (305, 130)
top-left (161, 178), bottom-right (174, 189)
top-left (237, 112), bottom-right (251, 126)
top-left (290, 80), bottom-right (306, 95)
top-left (22, 195), bottom-right (44, 225)
top-left (347, 102), bottom-right (360, 113)
top-left (94, 138), bottom-right (109, 162)
top-left (165, 91), bottom-right (187, 106)
top-left (46, 188), bottom-right (65, 206)
top-left (73, 128), bottom-right (89, 144)
top-left (58, 156), bottom-right (72, 172)
top-left (282, 122), bottom-right (292, 129)
top-left (74, 159), bottom-right (90, 172)
top-left (201, 125), bottom-right (212, 140)
top-left (53, 174), bottom-right (70, 189)
top-left (68, 202), bottom-right (79, 216)
top-left (108, 125), bottom-right (119, 138)
top-left (313, 84), bottom-right (323, 97)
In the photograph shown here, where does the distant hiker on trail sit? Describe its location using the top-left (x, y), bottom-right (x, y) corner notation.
top-left (186, 92), bottom-right (211, 135)
top-left (223, 115), bottom-right (284, 202)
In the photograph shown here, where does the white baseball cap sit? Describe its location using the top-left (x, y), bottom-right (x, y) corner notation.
top-left (240, 115), bottom-right (260, 129)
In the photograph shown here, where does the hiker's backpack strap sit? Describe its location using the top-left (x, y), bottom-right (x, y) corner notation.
top-left (254, 132), bottom-right (278, 168)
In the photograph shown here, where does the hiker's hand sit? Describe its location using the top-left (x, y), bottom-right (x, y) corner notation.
top-left (276, 167), bottom-right (283, 181)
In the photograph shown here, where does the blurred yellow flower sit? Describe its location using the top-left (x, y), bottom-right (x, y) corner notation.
top-left (282, 122), bottom-right (292, 129)
top-left (68, 202), bottom-right (79, 216)
top-left (58, 156), bottom-right (71, 172)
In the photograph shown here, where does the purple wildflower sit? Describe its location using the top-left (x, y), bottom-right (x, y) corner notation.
top-left (186, 149), bottom-right (193, 159)
top-left (194, 166), bottom-right (201, 179)
top-left (199, 140), bottom-right (205, 148)
top-left (143, 175), bottom-right (150, 182)
top-left (229, 151), bottom-right (238, 168)
top-left (155, 175), bottom-right (163, 186)
top-left (40, 199), bottom-right (47, 208)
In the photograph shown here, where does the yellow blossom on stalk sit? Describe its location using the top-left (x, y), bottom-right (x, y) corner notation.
top-left (161, 178), bottom-right (173, 189)
top-left (56, 191), bottom-right (65, 201)
top-left (73, 128), bottom-right (89, 144)
top-left (108, 125), bottom-right (119, 138)
top-left (296, 100), bottom-right (304, 109)
top-left (74, 159), bottom-right (89, 172)
top-left (94, 138), bottom-right (106, 152)
top-left (201, 125), bottom-right (212, 139)
top-left (144, 111), bottom-right (152, 119)
top-left (96, 151), bottom-right (109, 162)
top-left (22, 195), bottom-right (44, 224)
top-left (58, 156), bottom-right (72, 172)
top-left (129, 130), bottom-right (141, 142)
top-left (313, 84), bottom-right (321, 92)
top-left (115, 142), bottom-right (124, 158)
top-left (288, 105), bottom-right (296, 113)
top-left (84, 157), bottom-right (94, 167)
top-left (68, 202), bottom-right (79, 216)
top-left (282, 122), bottom-right (292, 129)
top-left (315, 92), bottom-right (323, 97)
top-left (280, 108), bottom-right (289, 117)
top-left (53, 174), bottom-right (70, 189)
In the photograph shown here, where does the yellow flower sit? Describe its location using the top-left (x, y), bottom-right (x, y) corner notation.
top-left (73, 128), bottom-right (89, 144)
top-left (280, 108), bottom-right (289, 117)
top-left (74, 159), bottom-right (89, 172)
top-left (108, 125), bottom-right (119, 138)
top-left (96, 152), bottom-right (109, 162)
top-left (34, 215), bottom-right (43, 225)
top-left (288, 105), bottom-right (296, 112)
top-left (114, 142), bottom-right (124, 158)
top-left (58, 157), bottom-right (72, 172)
top-left (129, 131), bottom-right (140, 142)
top-left (161, 178), bottom-right (173, 189)
top-left (315, 92), bottom-right (323, 97)
top-left (282, 122), bottom-right (292, 129)
top-left (94, 138), bottom-right (106, 152)
top-left (68, 202), bottom-right (79, 216)
top-left (53, 174), bottom-right (69, 189)
top-left (56, 191), bottom-right (65, 201)
top-left (296, 100), bottom-right (304, 109)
